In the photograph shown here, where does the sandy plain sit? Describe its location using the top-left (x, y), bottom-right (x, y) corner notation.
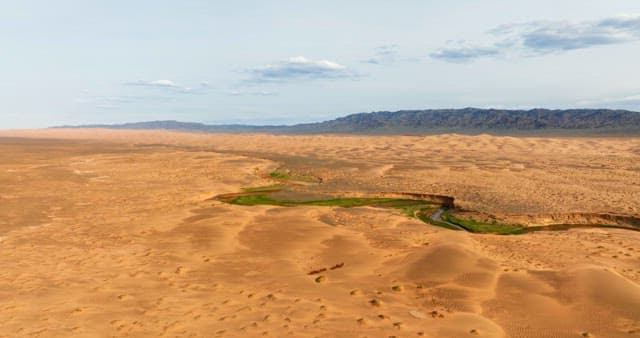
top-left (0, 129), bottom-right (639, 338)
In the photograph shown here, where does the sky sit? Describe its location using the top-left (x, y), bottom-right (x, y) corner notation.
top-left (1, 0), bottom-right (640, 128)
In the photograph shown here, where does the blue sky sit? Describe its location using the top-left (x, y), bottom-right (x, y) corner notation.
top-left (1, 1), bottom-right (639, 128)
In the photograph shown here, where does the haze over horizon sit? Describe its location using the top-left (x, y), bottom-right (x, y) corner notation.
top-left (2, 1), bottom-right (640, 129)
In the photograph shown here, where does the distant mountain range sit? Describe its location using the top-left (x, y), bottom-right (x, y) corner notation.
top-left (55, 108), bottom-right (640, 135)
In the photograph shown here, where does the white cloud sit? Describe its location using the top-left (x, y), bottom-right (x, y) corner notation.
top-left (248, 56), bottom-right (355, 82)
top-left (432, 15), bottom-right (640, 62)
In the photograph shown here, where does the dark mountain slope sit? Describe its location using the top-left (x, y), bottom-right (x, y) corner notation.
top-left (292, 108), bottom-right (640, 133)
top-left (54, 108), bottom-right (640, 135)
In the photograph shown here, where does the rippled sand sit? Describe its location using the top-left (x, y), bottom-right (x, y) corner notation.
top-left (0, 130), bottom-right (638, 337)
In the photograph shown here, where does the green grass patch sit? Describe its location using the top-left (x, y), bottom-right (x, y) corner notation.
top-left (224, 188), bottom-right (637, 235)
top-left (441, 211), bottom-right (525, 235)
top-left (241, 184), bottom-right (284, 193)
top-left (302, 198), bottom-right (413, 208)
top-left (268, 170), bottom-right (319, 183)
top-left (229, 194), bottom-right (455, 230)
top-left (231, 194), bottom-right (289, 206)
top-left (269, 171), bottom-right (291, 180)
top-left (227, 190), bottom-right (525, 234)
top-left (230, 194), bottom-right (437, 211)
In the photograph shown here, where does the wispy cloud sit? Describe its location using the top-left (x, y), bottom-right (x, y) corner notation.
top-left (577, 93), bottom-right (640, 109)
top-left (362, 45), bottom-right (421, 65)
top-left (363, 45), bottom-right (399, 65)
top-left (125, 79), bottom-right (210, 94)
top-left (75, 94), bottom-right (143, 104)
top-left (75, 80), bottom-right (211, 111)
top-left (431, 15), bottom-right (640, 62)
top-left (74, 93), bottom-right (174, 111)
top-left (127, 79), bottom-right (182, 89)
top-left (247, 56), bottom-right (355, 82)
top-left (430, 44), bottom-right (502, 63)
top-left (94, 104), bottom-right (120, 110)
top-left (228, 90), bottom-right (278, 97)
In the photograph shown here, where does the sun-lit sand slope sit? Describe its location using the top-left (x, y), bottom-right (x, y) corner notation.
top-left (0, 130), bottom-right (639, 338)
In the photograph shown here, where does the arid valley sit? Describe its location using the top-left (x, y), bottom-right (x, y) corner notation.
top-left (0, 130), bottom-right (638, 337)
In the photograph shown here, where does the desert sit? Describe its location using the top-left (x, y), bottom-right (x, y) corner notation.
top-left (5, 2), bottom-right (640, 337)
top-left (0, 129), bottom-right (638, 337)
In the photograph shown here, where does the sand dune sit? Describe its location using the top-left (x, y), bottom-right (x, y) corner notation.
top-left (0, 130), bottom-right (638, 337)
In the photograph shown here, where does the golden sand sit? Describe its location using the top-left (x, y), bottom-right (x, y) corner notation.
top-left (0, 130), bottom-right (638, 337)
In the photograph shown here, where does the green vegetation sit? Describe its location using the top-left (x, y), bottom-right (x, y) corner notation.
top-left (227, 193), bottom-right (471, 232)
top-left (417, 211), bottom-right (462, 231)
top-left (223, 187), bottom-right (638, 235)
top-left (231, 195), bottom-right (431, 209)
top-left (374, 200), bottom-right (436, 218)
top-left (231, 194), bottom-right (286, 206)
top-left (241, 184), bottom-right (284, 193)
top-left (268, 170), bottom-right (319, 183)
top-left (225, 187), bottom-right (529, 234)
top-left (299, 197), bottom-right (406, 208)
top-left (441, 211), bottom-right (525, 235)
top-left (520, 223), bottom-right (639, 233)
top-left (269, 171), bottom-right (291, 180)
